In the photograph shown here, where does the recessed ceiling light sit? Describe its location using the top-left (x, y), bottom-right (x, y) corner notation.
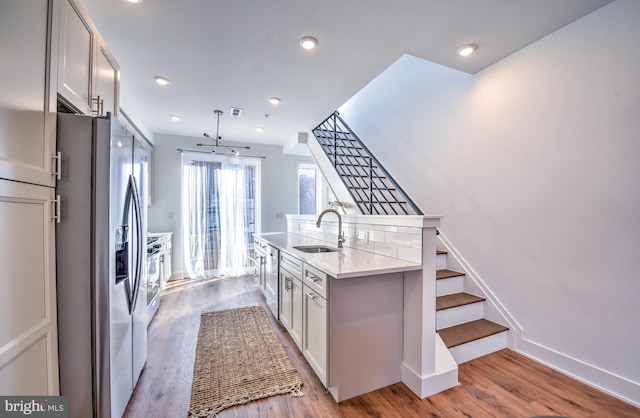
top-left (256, 127), bottom-right (265, 133)
top-left (126, 0), bottom-right (143, 3)
top-left (153, 76), bottom-right (170, 86)
top-left (456, 44), bottom-right (477, 57)
top-left (269, 97), bottom-right (281, 105)
top-left (170, 115), bottom-right (180, 122)
top-left (299, 36), bottom-right (318, 50)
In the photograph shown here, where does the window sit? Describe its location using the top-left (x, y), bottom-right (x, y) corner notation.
top-left (296, 161), bottom-right (328, 215)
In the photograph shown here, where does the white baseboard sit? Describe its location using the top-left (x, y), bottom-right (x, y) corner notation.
top-left (517, 337), bottom-right (640, 408)
top-left (401, 336), bottom-right (459, 398)
top-left (437, 232), bottom-right (640, 408)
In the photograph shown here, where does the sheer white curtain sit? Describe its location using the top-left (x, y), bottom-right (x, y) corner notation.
top-left (181, 153), bottom-right (260, 279)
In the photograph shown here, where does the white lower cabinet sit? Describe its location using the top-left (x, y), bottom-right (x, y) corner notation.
top-left (279, 252), bottom-right (303, 349)
top-left (290, 275), bottom-right (304, 350)
top-left (0, 179), bottom-right (59, 395)
top-left (302, 284), bottom-right (328, 386)
top-left (278, 250), bottom-right (329, 385)
top-left (149, 232), bottom-right (173, 288)
top-left (276, 248), bottom-right (404, 403)
top-left (278, 269), bottom-right (292, 329)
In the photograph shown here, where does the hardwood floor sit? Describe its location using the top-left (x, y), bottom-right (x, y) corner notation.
top-left (124, 275), bottom-right (639, 418)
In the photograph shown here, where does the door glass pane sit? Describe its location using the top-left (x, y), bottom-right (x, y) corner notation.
top-left (298, 168), bottom-right (317, 214)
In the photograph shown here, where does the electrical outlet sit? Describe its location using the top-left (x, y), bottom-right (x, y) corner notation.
top-left (357, 230), bottom-right (369, 243)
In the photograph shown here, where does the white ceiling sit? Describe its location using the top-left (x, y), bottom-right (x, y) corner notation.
top-left (80, 0), bottom-right (613, 149)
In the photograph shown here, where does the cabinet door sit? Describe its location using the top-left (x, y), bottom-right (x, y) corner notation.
top-left (165, 245), bottom-right (172, 282)
top-left (264, 247), bottom-right (278, 313)
top-left (253, 253), bottom-right (262, 286)
top-left (260, 255), bottom-right (267, 290)
top-left (0, 0), bottom-right (56, 187)
top-left (303, 285), bottom-right (327, 385)
top-left (57, 0), bottom-right (95, 114)
top-left (0, 180), bottom-right (58, 395)
top-left (290, 277), bottom-right (303, 350)
top-left (278, 270), bottom-right (292, 330)
top-left (94, 35), bottom-right (119, 117)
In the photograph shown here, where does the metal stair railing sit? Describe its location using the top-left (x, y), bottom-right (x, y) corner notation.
top-left (312, 111), bottom-right (422, 215)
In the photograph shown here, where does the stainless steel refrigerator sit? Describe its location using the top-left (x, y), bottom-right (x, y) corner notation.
top-left (56, 113), bottom-right (148, 418)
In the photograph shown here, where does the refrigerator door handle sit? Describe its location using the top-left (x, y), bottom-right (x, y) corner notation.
top-left (129, 175), bottom-right (144, 313)
top-left (117, 175), bottom-right (141, 314)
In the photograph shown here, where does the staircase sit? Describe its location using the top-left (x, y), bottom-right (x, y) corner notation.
top-left (311, 111), bottom-right (508, 365)
top-left (435, 250), bottom-right (509, 364)
top-left (312, 112), bottom-right (421, 216)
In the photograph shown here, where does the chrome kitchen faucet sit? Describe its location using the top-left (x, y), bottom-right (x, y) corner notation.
top-left (316, 208), bottom-right (345, 249)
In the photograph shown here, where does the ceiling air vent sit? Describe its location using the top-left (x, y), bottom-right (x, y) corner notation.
top-left (230, 107), bottom-right (242, 117)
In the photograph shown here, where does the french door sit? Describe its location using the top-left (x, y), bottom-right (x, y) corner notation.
top-left (181, 153), bottom-right (260, 278)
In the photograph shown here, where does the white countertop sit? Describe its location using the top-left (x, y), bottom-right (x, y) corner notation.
top-left (255, 232), bottom-right (421, 279)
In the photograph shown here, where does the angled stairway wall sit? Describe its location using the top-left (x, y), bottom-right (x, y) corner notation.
top-left (331, 0), bottom-right (640, 407)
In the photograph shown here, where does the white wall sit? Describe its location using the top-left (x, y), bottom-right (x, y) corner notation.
top-left (338, 0), bottom-right (640, 406)
top-left (147, 133), bottom-right (313, 278)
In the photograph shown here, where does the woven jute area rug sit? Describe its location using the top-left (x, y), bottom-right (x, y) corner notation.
top-left (188, 305), bottom-right (303, 417)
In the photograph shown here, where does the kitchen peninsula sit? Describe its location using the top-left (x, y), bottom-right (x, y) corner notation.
top-left (255, 213), bottom-right (458, 402)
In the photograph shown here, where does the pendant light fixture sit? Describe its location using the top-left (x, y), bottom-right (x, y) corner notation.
top-left (197, 110), bottom-right (250, 156)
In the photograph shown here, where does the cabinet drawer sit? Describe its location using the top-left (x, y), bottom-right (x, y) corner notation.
top-left (254, 237), bottom-right (268, 252)
top-left (280, 251), bottom-right (302, 278)
top-left (303, 263), bottom-right (330, 299)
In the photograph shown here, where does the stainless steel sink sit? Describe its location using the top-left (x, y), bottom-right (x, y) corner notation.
top-left (293, 245), bottom-right (338, 253)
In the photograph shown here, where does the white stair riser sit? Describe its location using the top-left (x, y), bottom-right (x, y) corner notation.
top-left (436, 253), bottom-right (447, 270)
top-left (436, 276), bottom-right (464, 296)
top-left (448, 332), bottom-right (508, 364)
top-left (437, 302), bottom-right (484, 330)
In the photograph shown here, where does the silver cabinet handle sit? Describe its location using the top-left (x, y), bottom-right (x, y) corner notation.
top-left (307, 274), bottom-right (320, 283)
top-left (91, 95), bottom-right (104, 116)
top-left (306, 292), bottom-right (317, 300)
top-left (52, 151), bottom-right (62, 180)
top-left (51, 195), bottom-right (61, 223)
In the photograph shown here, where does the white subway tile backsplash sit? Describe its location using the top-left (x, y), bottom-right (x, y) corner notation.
top-left (399, 247), bottom-right (422, 264)
top-left (369, 230), bottom-right (386, 243)
top-left (397, 226), bottom-right (420, 235)
top-left (384, 231), bottom-right (414, 247)
top-left (374, 225), bottom-right (398, 233)
top-left (286, 216), bottom-right (423, 264)
top-left (373, 242), bottom-right (398, 258)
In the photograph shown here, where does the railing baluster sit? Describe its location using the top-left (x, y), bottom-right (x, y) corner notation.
top-left (313, 111), bottom-right (422, 216)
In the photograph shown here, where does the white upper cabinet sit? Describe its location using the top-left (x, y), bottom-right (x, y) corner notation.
top-left (57, 0), bottom-right (119, 117)
top-left (57, 0), bottom-right (93, 113)
top-left (0, 0), bottom-right (57, 187)
top-left (94, 35), bottom-right (120, 117)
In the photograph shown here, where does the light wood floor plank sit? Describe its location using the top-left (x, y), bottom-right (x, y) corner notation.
top-left (123, 275), bottom-right (639, 418)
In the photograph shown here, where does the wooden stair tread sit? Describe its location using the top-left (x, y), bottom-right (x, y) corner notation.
top-left (436, 292), bottom-right (485, 311)
top-left (438, 319), bottom-right (509, 348)
top-left (436, 269), bottom-right (465, 280)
